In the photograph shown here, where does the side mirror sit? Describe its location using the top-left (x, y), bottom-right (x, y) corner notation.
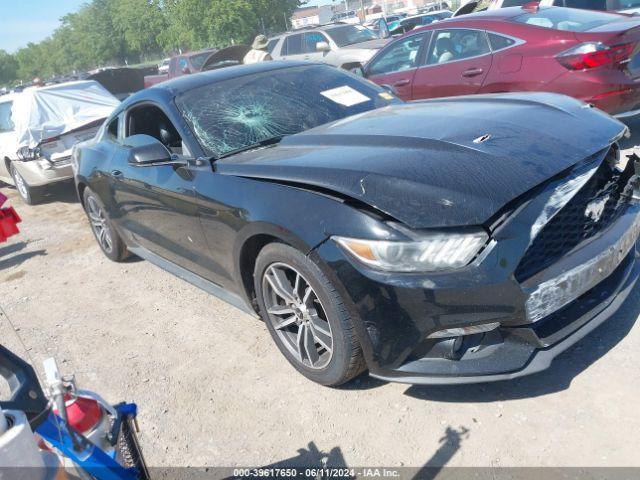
top-left (181, 66), bottom-right (191, 75)
top-left (316, 41), bottom-right (331, 53)
top-left (377, 19), bottom-right (390, 39)
top-left (381, 84), bottom-right (398, 96)
top-left (125, 134), bottom-right (173, 166)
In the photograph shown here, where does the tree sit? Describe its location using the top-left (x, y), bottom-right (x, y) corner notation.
top-left (7, 0), bottom-right (304, 81)
top-left (111, 0), bottom-right (167, 61)
top-left (0, 50), bottom-right (18, 86)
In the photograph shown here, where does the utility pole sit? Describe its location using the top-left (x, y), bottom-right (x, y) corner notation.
top-left (359, 0), bottom-right (365, 22)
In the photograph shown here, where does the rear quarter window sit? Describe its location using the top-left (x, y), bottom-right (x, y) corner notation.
top-left (488, 33), bottom-right (518, 51)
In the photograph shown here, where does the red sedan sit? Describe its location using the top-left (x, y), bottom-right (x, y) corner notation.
top-left (364, 6), bottom-right (640, 117)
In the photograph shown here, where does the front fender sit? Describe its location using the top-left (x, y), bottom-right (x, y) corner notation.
top-left (195, 173), bottom-right (406, 300)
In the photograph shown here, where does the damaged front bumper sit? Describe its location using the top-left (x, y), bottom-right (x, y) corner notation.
top-left (313, 150), bottom-right (640, 385)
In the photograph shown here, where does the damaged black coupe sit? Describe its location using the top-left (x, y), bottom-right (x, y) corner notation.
top-left (73, 62), bottom-right (639, 386)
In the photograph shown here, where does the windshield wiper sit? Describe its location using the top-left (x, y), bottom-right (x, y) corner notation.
top-left (217, 135), bottom-right (287, 160)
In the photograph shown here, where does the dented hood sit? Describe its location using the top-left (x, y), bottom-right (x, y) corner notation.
top-left (216, 92), bottom-right (626, 229)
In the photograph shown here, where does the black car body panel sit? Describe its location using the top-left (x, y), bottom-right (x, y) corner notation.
top-left (73, 62), bottom-right (639, 385)
top-left (217, 93), bottom-right (625, 229)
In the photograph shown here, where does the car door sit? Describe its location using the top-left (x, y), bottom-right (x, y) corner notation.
top-left (411, 28), bottom-right (493, 100)
top-left (365, 32), bottom-right (430, 100)
top-left (107, 101), bottom-right (212, 278)
top-left (280, 33), bottom-right (306, 62)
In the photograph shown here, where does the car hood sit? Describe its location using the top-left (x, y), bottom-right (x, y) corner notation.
top-left (216, 92), bottom-right (626, 230)
top-left (340, 38), bottom-right (389, 50)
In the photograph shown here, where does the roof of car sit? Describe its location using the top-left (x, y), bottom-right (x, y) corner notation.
top-left (402, 9), bottom-right (452, 20)
top-left (449, 5), bottom-right (556, 21)
top-left (272, 22), bottom-right (359, 37)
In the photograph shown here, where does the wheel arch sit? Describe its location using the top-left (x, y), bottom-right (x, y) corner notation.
top-left (76, 181), bottom-right (88, 208)
top-left (234, 221), bottom-right (326, 314)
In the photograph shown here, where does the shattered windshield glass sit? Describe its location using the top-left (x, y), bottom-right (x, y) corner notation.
top-left (175, 65), bottom-right (398, 158)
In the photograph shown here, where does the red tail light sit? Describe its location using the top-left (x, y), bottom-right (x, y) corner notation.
top-left (556, 42), bottom-right (635, 71)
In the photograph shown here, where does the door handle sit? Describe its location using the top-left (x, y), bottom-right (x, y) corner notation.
top-left (111, 170), bottom-right (123, 178)
top-left (393, 79), bottom-right (410, 87)
top-left (462, 68), bottom-right (484, 78)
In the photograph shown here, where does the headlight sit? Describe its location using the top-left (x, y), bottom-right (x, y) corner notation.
top-left (333, 231), bottom-right (489, 273)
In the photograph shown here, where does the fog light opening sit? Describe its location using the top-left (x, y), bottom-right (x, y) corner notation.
top-left (427, 322), bottom-right (500, 339)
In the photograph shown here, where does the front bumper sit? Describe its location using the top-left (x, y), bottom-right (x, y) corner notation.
top-left (314, 155), bottom-right (640, 385)
top-left (12, 157), bottom-right (74, 187)
top-left (370, 244), bottom-right (639, 385)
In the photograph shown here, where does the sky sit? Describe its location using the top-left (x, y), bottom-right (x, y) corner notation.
top-left (0, 0), bottom-right (88, 53)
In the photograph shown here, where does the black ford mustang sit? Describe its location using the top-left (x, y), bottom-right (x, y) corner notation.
top-left (73, 61), bottom-right (639, 386)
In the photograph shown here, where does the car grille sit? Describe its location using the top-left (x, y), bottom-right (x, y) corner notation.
top-left (515, 148), bottom-right (635, 282)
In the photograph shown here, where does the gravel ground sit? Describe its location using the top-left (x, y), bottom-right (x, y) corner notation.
top-left (1, 119), bottom-right (640, 471)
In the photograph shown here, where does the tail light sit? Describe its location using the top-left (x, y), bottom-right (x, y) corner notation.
top-left (556, 42), bottom-right (635, 71)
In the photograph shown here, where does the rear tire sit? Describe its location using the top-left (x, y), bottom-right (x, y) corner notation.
top-left (254, 243), bottom-right (365, 386)
top-left (10, 162), bottom-right (40, 205)
top-left (82, 187), bottom-right (129, 262)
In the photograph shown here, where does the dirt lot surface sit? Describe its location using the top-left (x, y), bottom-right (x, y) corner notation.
top-left (1, 120), bottom-right (640, 471)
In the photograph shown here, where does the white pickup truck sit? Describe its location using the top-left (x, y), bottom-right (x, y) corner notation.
top-left (0, 81), bottom-right (119, 204)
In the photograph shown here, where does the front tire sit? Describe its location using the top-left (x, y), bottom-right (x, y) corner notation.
top-left (82, 187), bottom-right (129, 262)
top-left (10, 162), bottom-right (40, 205)
top-left (254, 243), bottom-right (365, 386)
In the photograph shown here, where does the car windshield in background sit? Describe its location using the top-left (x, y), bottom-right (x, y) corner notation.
top-left (190, 52), bottom-right (213, 70)
top-left (513, 7), bottom-right (623, 31)
top-left (326, 25), bottom-right (377, 47)
top-left (176, 65), bottom-right (398, 158)
top-left (619, 0), bottom-right (640, 8)
top-left (562, 0), bottom-right (607, 9)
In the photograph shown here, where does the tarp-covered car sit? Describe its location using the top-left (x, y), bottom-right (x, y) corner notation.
top-left (0, 80), bottom-right (119, 204)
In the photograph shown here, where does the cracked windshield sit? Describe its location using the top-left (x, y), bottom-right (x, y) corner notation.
top-left (176, 65), bottom-right (396, 157)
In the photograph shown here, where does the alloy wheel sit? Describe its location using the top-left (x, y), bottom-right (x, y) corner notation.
top-left (86, 196), bottom-right (114, 254)
top-left (11, 166), bottom-right (29, 200)
top-left (262, 262), bottom-right (334, 370)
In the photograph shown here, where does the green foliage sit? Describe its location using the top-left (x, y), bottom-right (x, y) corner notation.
top-left (1, 0), bottom-right (302, 85)
top-left (0, 49), bottom-right (19, 85)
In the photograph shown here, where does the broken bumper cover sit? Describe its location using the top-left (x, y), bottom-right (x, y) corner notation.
top-left (371, 246), bottom-right (639, 385)
top-left (13, 157), bottom-right (74, 187)
top-left (314, 198), bottom-right (640, 385)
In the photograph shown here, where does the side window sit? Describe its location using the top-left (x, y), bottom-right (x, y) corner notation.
top-left (488, 32), bottom-right (517, 51)
top-left (267, 39), bottom-right (279, 54)
top-left (284, 34), bottom-right (304, 56)
top-left (304, 32), bottom-right (328, 53)
top-left (126, 105), bottom-right (187, 156)
top-left (402, 18), bottom-right (421, 32)
top-left (428, 29), bottom-right (490, 65)
top-left (106, 117), bottom-right (119, 141)
top-left (0, 102), bottom-right (14, 133)
top-left (421, 16), bottom-right (436, 26)
top-left (367, 33), bottom-right (426, 76)
top-left (178, 58), bottom-right (189, 73)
